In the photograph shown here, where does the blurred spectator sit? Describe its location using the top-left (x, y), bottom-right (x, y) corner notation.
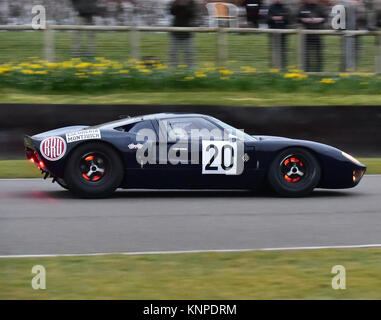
top-left (267, 0), bottom-right (290, 70)
top-left (365, 0), bottom-right (378, 30)
top-left (104, 0), bottom-right (137, 25)
top-left (71, 0), bottom-right (99, 58)
top-left (242, 0), bottom-right (262, 28)
top-left (342, 0), bottom-right (366, 70)
top-left (298, 0), bottom-right (327, 72)
top-left (169, 0), bottom-right (197, 68)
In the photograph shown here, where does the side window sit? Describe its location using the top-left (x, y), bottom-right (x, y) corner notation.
top-left (116, 120), bottom-right (156, 142)
top-left (166, 117), bottom-right (222, 141)
top-left (128, 121), bottom-right (155, 134)
top-left (116, 120), bottom-right (155, 134)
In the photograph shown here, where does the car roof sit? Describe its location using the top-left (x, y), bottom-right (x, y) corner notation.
top-left (140, 113), bottom-right (211, 120)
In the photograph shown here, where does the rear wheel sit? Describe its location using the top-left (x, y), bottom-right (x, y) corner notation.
top-left (64, 143), bottom-right (124, 198)
top-left (268, 148), bottom-right (321, 197)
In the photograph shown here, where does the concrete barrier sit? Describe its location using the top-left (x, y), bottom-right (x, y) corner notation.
top-left (1, 104), bottom-right (380, 159)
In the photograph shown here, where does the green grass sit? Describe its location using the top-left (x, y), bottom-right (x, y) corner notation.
top-left (3, 88), bottom-right (381, 106)
top-left (1, 32), bottom-right (380, 94)
top-left (0, 31), bottom-right (377, 73)
top-left (1, 248), bottom-right (381, 299)
top-left (358, 158), bottom-right (381, 174)
top-left (0, 158), bottom-right (379, 178)
top-left (0, 160), bottom-right (41, 178)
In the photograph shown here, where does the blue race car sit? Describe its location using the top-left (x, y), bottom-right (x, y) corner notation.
top-left (24, 113), bottom-right (366, 198)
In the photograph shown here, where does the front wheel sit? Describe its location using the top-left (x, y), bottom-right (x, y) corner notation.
top-left (267, 148), bottom-right (321, 197)
top-left (64, 142), bottom-right (124, 198)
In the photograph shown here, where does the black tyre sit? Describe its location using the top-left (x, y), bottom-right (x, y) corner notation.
top-left (64, 142), bottom-right (124, 198)
top-left (56, 178), bottom-right (68, 190)
top-left (267, 148), bottom-right (321, 197)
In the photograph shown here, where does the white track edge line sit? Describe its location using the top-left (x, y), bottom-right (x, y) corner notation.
top-left (2, 243), bottom-right (381, 259)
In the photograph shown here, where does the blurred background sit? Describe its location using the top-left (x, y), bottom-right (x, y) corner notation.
top-left (0, 0), bottom-right (381, 72)
top-left (1, 0), bottom-right (381, 160)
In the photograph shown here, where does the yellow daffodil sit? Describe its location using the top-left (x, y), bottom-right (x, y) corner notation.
top-left (61, 61), bottom-right (74, 68)
top-left (18, 62), bottom-right (31, 68)
top-left (75, 62), bottom-right (92, 69)
top-left (240, 66), bottom-right (256, 73)
top-left (0, 67), bottom-right (11, 74)
top-left (21, 70), bottom-right (34, 74)
top-left (75, 72), bottom-right (88, 78)
top-left (45, 63), bottom-right (59, 68)
top-left (320, 78), bottom-right (335, 84)
top-left (195, 72), bottom-right (207, 78)
top-left (284, 73), bottom-right (307, 80)
top-left (155, 64), bottom-right (168, 70)
top-left (29, 64), bottom-right (43, 69)
top-left (219, 69), bottom-right (234, 75)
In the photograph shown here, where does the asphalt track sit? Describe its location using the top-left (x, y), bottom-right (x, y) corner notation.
top-left (0, 176), bottom-right (380, 256)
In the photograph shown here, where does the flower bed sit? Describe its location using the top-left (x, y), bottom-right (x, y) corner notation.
top-left (0, 57), bottom-right (379, 93)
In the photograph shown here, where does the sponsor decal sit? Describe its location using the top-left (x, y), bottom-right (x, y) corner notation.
top-left (128, 143), bottom-right (144, 150)
top-left (65, 129), bottom-right (101, 143)
top-left (40, 136), bottom-right (67, 161)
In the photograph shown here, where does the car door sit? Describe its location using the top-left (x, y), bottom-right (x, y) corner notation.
top-left (152, 116), bottom-right (257, 189)
top-left (116, 119), bottom-right (160, 188)
top-left (151, 116), bottom-right (205, 188)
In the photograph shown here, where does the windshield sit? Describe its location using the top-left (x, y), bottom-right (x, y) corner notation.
top-left (212, 118), bottom-right (256, 142)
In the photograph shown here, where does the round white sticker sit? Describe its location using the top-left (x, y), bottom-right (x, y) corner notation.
top-left (40, 136), bottom-right (67, 161)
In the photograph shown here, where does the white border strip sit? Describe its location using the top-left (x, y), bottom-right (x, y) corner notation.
top-left (0, 174), bottom-right (380, 181)
top-left (2, 243), bottom-right (381, 259)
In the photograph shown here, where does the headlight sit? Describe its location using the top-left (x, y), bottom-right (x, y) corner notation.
top-left (342, 152), bottom-right (361, 165)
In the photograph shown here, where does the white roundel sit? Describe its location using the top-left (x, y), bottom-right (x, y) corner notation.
top-left (40, 136), bottom-right (67, 161)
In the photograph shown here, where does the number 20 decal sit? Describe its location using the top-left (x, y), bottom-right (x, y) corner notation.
top-left (202, 141), bottom-right (238, 175)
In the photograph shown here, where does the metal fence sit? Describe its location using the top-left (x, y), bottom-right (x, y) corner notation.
top-left (1, 25), bottom-right (381, 73)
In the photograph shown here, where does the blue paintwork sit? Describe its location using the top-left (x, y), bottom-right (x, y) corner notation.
top-left (24, 113), bottom-right (366, 190)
